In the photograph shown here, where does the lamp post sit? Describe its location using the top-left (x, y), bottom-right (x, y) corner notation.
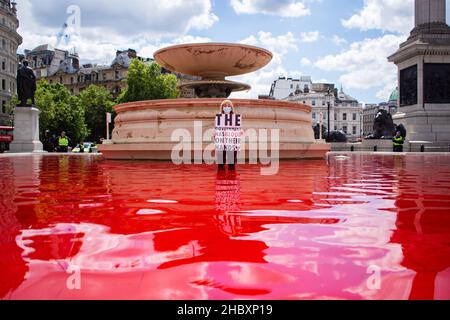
top-left (325, 89), bottom-right (334, 141)
top-left (319, 112), bottom-right (324, 140)
top-left (360, 111), bottom-right (363, 141)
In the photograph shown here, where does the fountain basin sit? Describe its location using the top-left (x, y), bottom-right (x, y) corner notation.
top-left (154, 43), bottom-right (273, 79)
top-left (99, 98), bottom-right (330, 160)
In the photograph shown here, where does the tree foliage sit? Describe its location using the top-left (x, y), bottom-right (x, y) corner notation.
top-left (35, 80), bottom-right (88, 145)
top-left (79, 85), bottom-right (115, 143)
top-left (118, 59), bottom-right (179, 103)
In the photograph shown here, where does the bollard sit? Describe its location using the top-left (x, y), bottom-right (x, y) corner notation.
top-left (351, 145), bottom-right (355, 152)
top-left (374, 146), bottom-right (377, 152)
top-left (421, 145), bottom-right (425, 153)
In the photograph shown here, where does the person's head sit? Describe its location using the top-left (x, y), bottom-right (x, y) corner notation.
top-left (220, 100), bottom-right (235, 114)
top-left (396, 131), bottom-right (401, 137)
top-left (22, 60), bottom-right (29, 67)
top-left (61, 131), bottom-right (66, 137)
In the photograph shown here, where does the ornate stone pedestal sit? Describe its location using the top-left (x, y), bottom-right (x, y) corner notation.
top-left (9, 107), bottom-right (44, 153)
top-left (388, 0), bottom-right (450, 143)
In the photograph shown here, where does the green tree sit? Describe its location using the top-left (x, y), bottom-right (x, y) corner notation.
top-left (79, 85), bottom-right (115, 143)
top-left (118, 59), bottom-right (179, 103)
top-left (3, 96), bottom-right (19, 126)
top-left (34, 80), bottom-right (88, 145)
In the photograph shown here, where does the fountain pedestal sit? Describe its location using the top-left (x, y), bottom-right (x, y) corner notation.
top-left (99, 43), bottom-right (330, 160)
top-left (99, 98), bottom-right (330, 160)
top-left (9, 107), bottom-right (44, 153)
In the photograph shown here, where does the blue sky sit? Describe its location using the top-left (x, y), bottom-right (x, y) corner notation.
top-left (17, 0), bottom-right (450, 103)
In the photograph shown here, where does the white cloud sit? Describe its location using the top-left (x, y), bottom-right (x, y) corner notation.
top-left (342, 0), bottom-right (413, 34)
top-left (231, 31), bottom-right (301, 98)
top-left (331, 35), bottom-right (347, 46)
top-left (300, 57), bottom-right (312, 66)
top-left (239, 31), bottom-right (298, 64)
top-left (17, 0), bottom-right (218, 64)
top-left (300, 31), bottom-right (320, 43)
top-left (230, 0), bottom-right (311, 17)
top-left (314, 34), bottom-right (406, 100)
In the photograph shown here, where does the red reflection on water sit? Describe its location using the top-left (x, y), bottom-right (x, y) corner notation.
top-left (0, 154), bottom-right (450, 300)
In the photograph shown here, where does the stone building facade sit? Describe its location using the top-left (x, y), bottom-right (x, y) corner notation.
top-left (0, 0), bottom-right (21, 125)
top-left (24, 46), bottom-right (151, 98)
top-left (23, 45), bottom-right (197, 99)
top-left (279, 80), bottom-right (363, 140)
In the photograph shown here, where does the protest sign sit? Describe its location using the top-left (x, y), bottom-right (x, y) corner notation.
top-left (214, 114), bottom-right (243, 152)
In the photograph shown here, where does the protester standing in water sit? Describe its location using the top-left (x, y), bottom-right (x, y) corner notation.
top-left (215, 100), bottom-right (241, 171)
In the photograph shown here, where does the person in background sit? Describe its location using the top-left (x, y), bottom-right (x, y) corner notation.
top-left (392, 131), bottom-right (404, 152)
top-left (58, 131), bottom-right (70, 153)
top-left (43, 130), bottom-right (54, 152)
top-left (79, 141), bottom-right (85, 153)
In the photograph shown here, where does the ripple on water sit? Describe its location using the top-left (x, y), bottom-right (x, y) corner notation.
top-left (0, 154), bottom-right (450, 300)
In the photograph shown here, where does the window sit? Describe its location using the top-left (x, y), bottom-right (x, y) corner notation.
top-left (312, 113), bottom-right (316, 119)
top-left (312, 100), bottom-right (316, 106)
top-left (343, 126), bottom-right (348, 134)
top-left (2, 79), bottom-right (5, 90)
top-left (290, 84), bottom-right (293, 89)
top-left (334, 126), bottom-right (337, 131)
top-left (322, 100), bottom-right (325, 106)
top-left (352, 126), bottom-right (357, 135)
top-left (323, 113), bottom-right (327, 120)
top-left (353, 113), bottom-right (357, 121)
top-left (115, 71), bottom-right (119, 79)
top-left (71, 77), bottom-right (74, 84)
top-left (1, 61), bottom-right (5, 70)
top-left (60, 76), bottom-right (63, 84)
top-left (343, 113), bottom-right (347, 121)
top-left (334, 113), bottom-right (337, 121)
top-left (2, 100), bottom-right (6, 114)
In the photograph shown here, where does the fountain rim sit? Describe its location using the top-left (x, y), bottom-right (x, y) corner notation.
top-left (153, 42), bottom-right (274, 77)
top-left (154, 42), bottom-right (273, 60)
top-left (112, 98), bottom-right (312, 114)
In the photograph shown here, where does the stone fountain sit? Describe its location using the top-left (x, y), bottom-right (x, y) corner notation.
top-left (99, 43), bottom-right (330, 160)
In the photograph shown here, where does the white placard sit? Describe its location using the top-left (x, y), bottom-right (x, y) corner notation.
top-left (214, 114), bottom-right (243, 152)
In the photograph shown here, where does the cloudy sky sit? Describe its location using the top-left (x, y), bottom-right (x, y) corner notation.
top-left (16, 0), bottom-right (450, 103)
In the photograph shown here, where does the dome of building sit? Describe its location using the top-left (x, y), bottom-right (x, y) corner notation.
top-left (388, 87), bottom-right (398, 105)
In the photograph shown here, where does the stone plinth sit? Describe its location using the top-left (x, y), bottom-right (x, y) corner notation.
top-left (9, 107), bottom-right (44, 153)
top-left (99, 98), bottom-right (330, 160)
top-left (388, 0), bottom-right (450, 143)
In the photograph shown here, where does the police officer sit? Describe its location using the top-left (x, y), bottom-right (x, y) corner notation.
top-left (392, 131), bottom-right (404, 152)
top-left (58, 131), bottom-right (70, 153)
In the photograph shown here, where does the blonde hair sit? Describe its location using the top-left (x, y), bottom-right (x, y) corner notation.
top-left (220, 100), bottom-right (235, 114)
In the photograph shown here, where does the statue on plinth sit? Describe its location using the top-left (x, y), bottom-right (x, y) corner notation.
top-left (17, 60), bottom-right (37, 107)
top-left (366, 109), bottom-right (396, 139)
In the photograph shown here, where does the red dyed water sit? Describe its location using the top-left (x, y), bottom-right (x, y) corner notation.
top-left (1, 154), bottom-right (450, 300)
